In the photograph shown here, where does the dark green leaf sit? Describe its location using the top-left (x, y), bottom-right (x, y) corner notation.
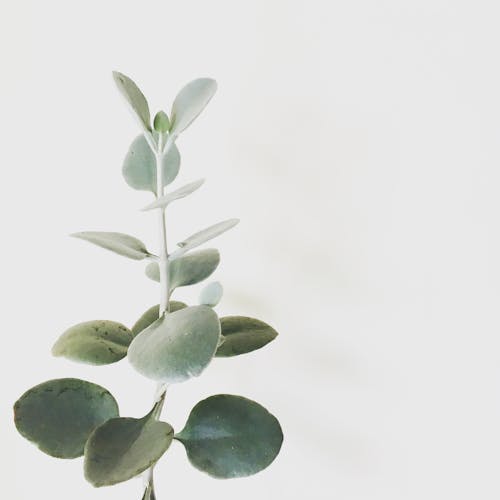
top-left (122, 134), bottom-right (180, 193)
top-left (131, 301), bottom-right (187, 337)
top-left (128, 306), bottom-right (220, 383)
top-left (216, 316), bottom-right (278, 357)
top-left (113, 72), bottom-right (151, 131)
top-left (176, 395), bottom-right (283, 478)
top-left (14, 378), bottom-right (119, 458)
top-left (84, 411), bottom-right (173, 487)
top-left (71, 231), bottom-right (151, 260)
top-left (52, 320), bottom-right (133, 365)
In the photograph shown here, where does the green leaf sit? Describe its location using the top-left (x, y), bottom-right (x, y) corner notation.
top-left (170, 219), bottom-right (239, 259)
top-left (153, 110), bottom-right (170, 133)
top-left (52, 320), bottom-right (133, 365)
top-left (145, 248), bottom-right (220, 290)
top-left (216, 316), bottom-right (278, 357)
top-left (170, 78), bottom-right (217, 137)
top-left (199, 281), bottom-right (223, 307)
top-left (122, 134), bottom-right (181, 194)
top-left (71, 231), bottom-right (151, 260)
top-left (14, 378), bottom-right (119, 459)
top-left (142, 485), bottom-right (156, 500)
top-left (128, 305), bottom-right (220, 383)
top-left (113, 72), bottom-right (151, 131)
top-left (176, 395), bottom-right (283, 478)
top-left (84, 410), bottom-right (173, 487)
top-left (131, 301), bottom-right (187, 337)
top-left (142, 179), bottom-right (205, 211)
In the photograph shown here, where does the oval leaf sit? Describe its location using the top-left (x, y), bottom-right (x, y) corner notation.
top-left (216, 316), bottom-right (278, 357)
top-left (199, 282), bottom-right (223, 307)
top-left (170, 78), bottom-right (217, 137)
top-left (128, 305), bottom-right (220, 383)
top-left (123, 134), bottom-right (181, 193)
top-left (142, 179), bottom-right (205, 211)
top-left (14, 378), bottom-right (119, 458)
top-left (84, 412), bottom-right (173, 487)
top-left (176, 395), bottom-right (283, 478)
top-left (71, 231), bottom-right (150, 260)
top-left (153, 110), bottom-right (170, 133)
top-left (145, 248), bottom-right (220, 290)
top-left (170, 219), bottom-right (239, 259)
top-left (113, 72), bottom-right (151, 131)
top-left (131, 301), bottom-right (187, 337)
top-left (52, 320), bottom-right (133, 365)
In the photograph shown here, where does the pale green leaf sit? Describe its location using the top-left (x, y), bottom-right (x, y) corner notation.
top-left (131, 301), bottom-right (187, 337)
top-left (170, 78), bottom-right (217, 137)
top-left (14, 378), bottom-right (119, 458)
top-left (142, 179), bottom-right (205, 211)
top-left (199, 282), bottom-right (223, 307)
top-left (153, 110), bottom-right (170, 133)
top-left (71, 231), bottom-right (150, 260)
top-left (52, 320), bottom-right (133, 365)
top-left (128, 305), bottom-right (220, 383)
top-left (176, 395), bottom-right (283, 478)
top-left (113, 72), bottom-right (151, 131)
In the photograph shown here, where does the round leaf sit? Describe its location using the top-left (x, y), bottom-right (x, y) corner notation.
top-left (52, 320), bottom-right (133, 365)
top-left (128, 305), bottom-right (220, 383)
top-left (131, 301), bottom-right (187, 337)
top-left (170, 78), bottom-right (217, 137)
top-left (123, 134), bottom-right (180, 193)
top-left (176, 395), bottom-right (283, 478)
top-left (14, 378), bottom-right (119, 458)
top-left (145, 249), bottom-right (220, 290)
top-left (84, 412), bottom-right (173, 487)
top-left (199, 282), bottom-right (223, 307)
top-left (113, 72), bottom-right (151, 131)
top-left (71, 231), bottom-right (150, 260)
top-left (217, 316), bottom-right (278, 357)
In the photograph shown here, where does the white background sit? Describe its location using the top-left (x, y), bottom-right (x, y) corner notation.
top-left (2, 1), bottom-right (500, 499)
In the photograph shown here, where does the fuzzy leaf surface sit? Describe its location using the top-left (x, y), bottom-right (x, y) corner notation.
top-left (113, 72), bottom-right (151, 131)
top-left (142, 179), bottom-right (204, 211)
top-left (131, 301), bottom-right (187, 337)
top-left (199, 281), bottom-right (223, 307)
top-left (71, 231), bottom-right (150, 260)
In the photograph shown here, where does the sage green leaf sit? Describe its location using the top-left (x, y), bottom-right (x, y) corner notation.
top-left (170, 219), bottom-right (239, 259)
top-left (176, 395), bottom-right (283, 478)
top-left (113, 72), bottom-right (151, 131)
top-left (14, 378), bottom-right (119, 459)
top-left (71, 231), bottom-right (151, 260)
top-left (128, 305), bottom-right (220, 383)
top-left (145, 248), bottom-right (220, 290)
top-left (131, 301), bottom-right (187, 337)
top-left (84, 411), bottom-right (173, 487)
top-left (199, 282), bottom-right (223, 307)
top-left (142, 485), bottom-right (156, 500)
top-left (52, 320), bottom-right (133, 365)
top-left (153, 110), bottom-right (170, 133)
top-left (169, 78), bottom-right (217, 137)
top-left (123, 134), bottom-right (181, 193)
top-left (142, 179), bottom-right (205, 211)
top-left (216, 316), bottom-right (278, 357)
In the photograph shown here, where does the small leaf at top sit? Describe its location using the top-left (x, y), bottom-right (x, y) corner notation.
top-left (145, 248), bottom-right (220, 290)
top-left (169, 78), bottom-right (217, 137)
top-left (52, 320), bottom-right (133, 365)
top-left (216, 316), bottom-right (278, 357)
top-left (14, 378), bottom-right (119, 458)
top-left (199, 282), bottom-right (223, 307)
top-left (123, 134), bottom-right (180, 193)
top-left (84, 410), bottom-right (173, 487)
top-left (170, 219), bottom-right (239, 259)
top-left (142, 179), bottom-right (205, 211)
top-left (153, 110), bottom-right (170, 133)
top-left (128, 305), bottom-right (220, 383)
top-left (113, 71), bottom-right (151, 131)
top-left (71, 231), bottom-right (151, 260)
top-left (175, 394), bottom-right (283, 478)
top-left (131, 301), bottom-right (187, 337)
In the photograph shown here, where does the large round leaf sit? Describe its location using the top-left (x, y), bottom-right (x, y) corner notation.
top-left (217, 316), bottom-right (278, 357)
top-left (52, 320), bottom-right (133, 365)
top-left (128, 306), bottom-right (220, 383)
top-left (123, 134), bottom-right (180, 193)
top-left (84, 411), bottom-right (173, 487)
top-left (176, 395), bottom-right (283, 478)
top-left (14, 378), bottom-right (119, 458)
top-left (131, 301), bottom-right (187, 337)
